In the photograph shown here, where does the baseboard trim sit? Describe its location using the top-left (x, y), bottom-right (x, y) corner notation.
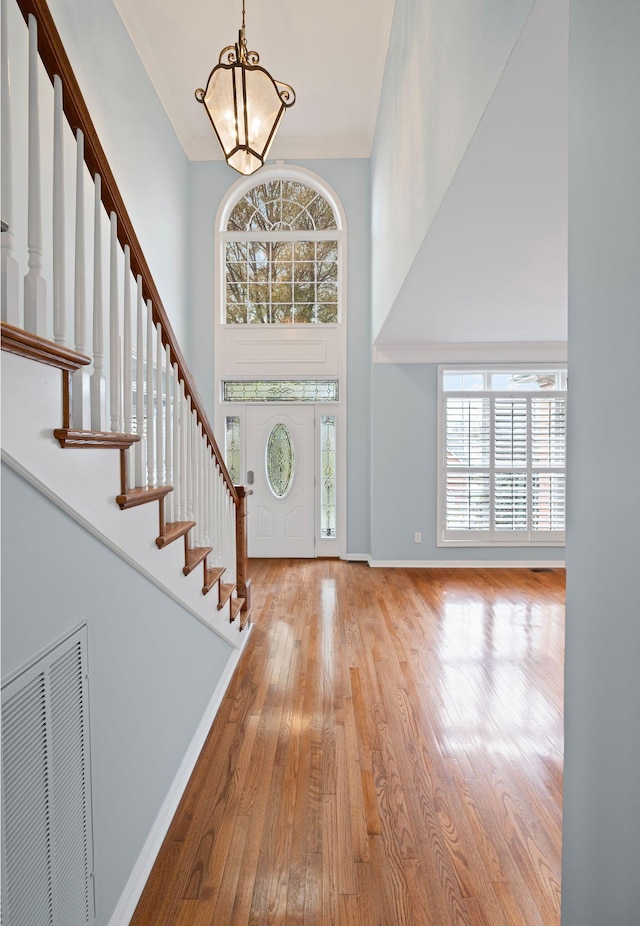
top-left (367, 558), bottom-right (565, 569)
top-left (341, 553), bottom-right (370, 562)
top-left (106, 640), bottom-right (249, 926)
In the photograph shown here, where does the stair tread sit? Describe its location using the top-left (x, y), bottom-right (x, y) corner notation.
top-left (183, 546), bottom-right (213, 576)
top-left (116, 485), bottom-right (173, 510)
top-left (54, 427), bottom-right (139, 450)
top-left (217, 582), bottom-right (236, 610)
top-left (156, 521), bottom-right (196, 549)
top-left (229, 597), bottom-right (244, 623)
top-left (240, 608), bottom-right (252, 632)
top-left (202, 566), bottom-right (225, 596)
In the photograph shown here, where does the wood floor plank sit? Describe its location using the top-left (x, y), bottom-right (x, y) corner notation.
top-left (130, 561), bottom-right (565, 926)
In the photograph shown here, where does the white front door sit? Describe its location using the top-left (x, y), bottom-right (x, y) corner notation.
top-left (245, 405), bottom-right (315, 558)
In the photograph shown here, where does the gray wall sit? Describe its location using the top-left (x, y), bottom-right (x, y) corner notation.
top-left (46, 0), bottom-right (191, 344)
top-left (1, 464), bottom-right (233, 926)
top-left (562, 1), bottom-right (640, 922)
top-left (371, 362), bottom-right (566, 562)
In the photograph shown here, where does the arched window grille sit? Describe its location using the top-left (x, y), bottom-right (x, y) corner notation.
top-left (222, 177), bottom-right (343, 325)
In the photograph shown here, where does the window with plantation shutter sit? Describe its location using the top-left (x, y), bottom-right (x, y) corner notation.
top-left (439, 368), bottom-right (566, 545)
top-left (1, 627), bottom-right (95, 926)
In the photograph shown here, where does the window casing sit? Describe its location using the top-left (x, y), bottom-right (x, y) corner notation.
top-left (438, 367), bottom-right (567, 546)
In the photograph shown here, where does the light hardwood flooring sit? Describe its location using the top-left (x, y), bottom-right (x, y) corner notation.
top-left (130, 560), bottom-right (565, 925)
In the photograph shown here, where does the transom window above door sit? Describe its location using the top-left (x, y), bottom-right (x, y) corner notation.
top-left (222, 179), bottom-right (342, 325)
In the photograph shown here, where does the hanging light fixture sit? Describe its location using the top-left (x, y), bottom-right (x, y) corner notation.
top-left (195, 0), bottom-right (296, 176)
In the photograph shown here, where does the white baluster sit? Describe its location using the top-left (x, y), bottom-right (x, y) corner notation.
top-left (109, 212), bottom-right (121, 432)
top-left (185, 397), bottom-right (193, 521)
top-left (172, 365), bottom-right (181, 521)
top-left (90, 175), bottom-right (106, 430)
top-left (196, 423), bottom-right (204, 547)
top-left (203, 440), bottom-right (211, 550)
top-left (164, 345), bottom-right (173, 522)
top-left (71, 130), bottom-right (89, 428)
top-left (123, 247), bottom-right (132, 431)
top-left (1, 0), bottom-right (20, 326)
top-left (216, 470), bottom-right (223, 565)
top-left (156, 323), bottom-right (164, 484)
top-left (122, 247), bottom-right (133, 486)
top-left (52, 75), bottom-right (66, 344)
top-left (181, 384), bottom-right (189, 522)
top-left (146, 299), bottom-right (155, 485)
top-left (134, 276), bottom-right (145, 486)
top-left (24, 14), bottom-right (46, 335)
top-left (227, 489), bottom-right (236, 583)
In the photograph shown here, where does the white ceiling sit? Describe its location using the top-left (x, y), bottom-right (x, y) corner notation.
top-left (113, 0), bottom-right (397, 161)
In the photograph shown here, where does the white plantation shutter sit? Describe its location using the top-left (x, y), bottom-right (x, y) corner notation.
top-left (1, 628), bottom-right (94, 926)
top-left (440, 370), bottom-right (566, 544)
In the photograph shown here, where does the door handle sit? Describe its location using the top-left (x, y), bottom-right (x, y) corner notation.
top-left (246, 470), bottom-right (254, 485)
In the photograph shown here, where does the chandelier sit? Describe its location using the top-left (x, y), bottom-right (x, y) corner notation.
top-left (195, 0), bottom-right (296, 176)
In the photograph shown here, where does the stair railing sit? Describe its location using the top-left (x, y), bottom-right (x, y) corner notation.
top-left (1, 0), bottom-right (251, 616)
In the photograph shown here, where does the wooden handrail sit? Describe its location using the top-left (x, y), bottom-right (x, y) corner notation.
top-left (15, 0), bottom-right (238, 504)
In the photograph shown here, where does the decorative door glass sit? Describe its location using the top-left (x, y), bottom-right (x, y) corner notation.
top-left (266, 423), bottom-right (295, 498)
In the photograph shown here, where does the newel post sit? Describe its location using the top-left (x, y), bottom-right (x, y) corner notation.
top-left (235, 485), bottom-right (252, 614)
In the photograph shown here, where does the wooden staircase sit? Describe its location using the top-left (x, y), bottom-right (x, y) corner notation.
top-left (1, 0), bottom-right (253, 634)
top-left (2, 327), bottom-right (251, 633)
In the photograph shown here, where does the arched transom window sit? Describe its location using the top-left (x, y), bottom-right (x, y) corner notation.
top-left (223, 179), bottom-right (342, 325)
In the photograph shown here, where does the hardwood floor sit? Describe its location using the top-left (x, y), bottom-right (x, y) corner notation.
top-left (130, 561), bottom-right (565, 926)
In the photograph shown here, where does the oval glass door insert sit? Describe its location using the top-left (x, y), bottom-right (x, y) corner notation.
top-left (266, 423), bottom-right (295, 498)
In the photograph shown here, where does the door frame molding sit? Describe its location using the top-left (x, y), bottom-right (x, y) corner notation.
top-left (218, 401), bottom-right (346, 558)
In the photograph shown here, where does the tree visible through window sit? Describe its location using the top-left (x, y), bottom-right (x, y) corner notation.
top-left (224, 180), bottom-right (340, 324)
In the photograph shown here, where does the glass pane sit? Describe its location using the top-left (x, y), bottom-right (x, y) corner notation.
top-left (266, 424), bottom-right (295, 498)
top-left (223, 380), bottom-right (339, 402)
top-left (227, 180), bottom-right (338, 232)
top-left (225, 417), bottom-right (241, 485)
top-left (442, 373), bottom-right (463, 392)
top-left (225, 236), bottom-right (338, 325)
top-left (461, 373), bottom-right (484, 391)
top-left (320, 416), bottom-right (337, 538)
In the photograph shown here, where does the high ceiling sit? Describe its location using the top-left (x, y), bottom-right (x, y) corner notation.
top-left (113, 0), bottom-right (397, 161)
top-left (114, 0), bottom-right (568, 350)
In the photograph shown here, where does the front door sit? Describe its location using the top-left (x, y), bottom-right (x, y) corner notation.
top-left (245, 405), bottom-right (315, 558)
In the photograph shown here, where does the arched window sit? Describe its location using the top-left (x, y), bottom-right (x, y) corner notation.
top-left (221, 176), bottom-right (343, 325)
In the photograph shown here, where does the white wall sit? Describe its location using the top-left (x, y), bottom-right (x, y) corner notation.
top-left (562, 1), bottom-right (640, 921)
top-left (1, 464), bottom-right (234, 926)
top-left (370, 0), bottom-right (534, 338)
